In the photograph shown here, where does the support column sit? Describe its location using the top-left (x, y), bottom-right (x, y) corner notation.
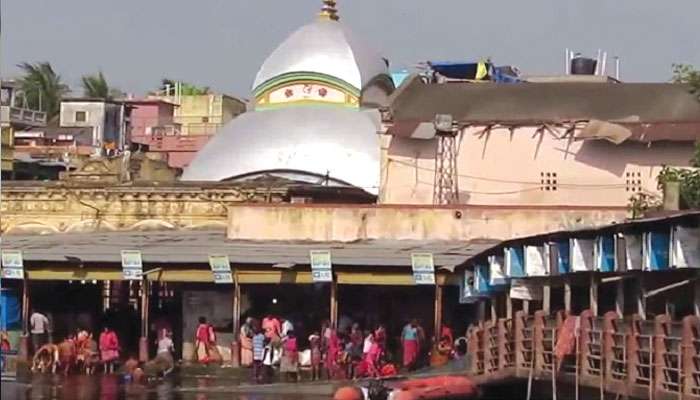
top-left (636, 274), bottom-right (647, 320)
top-left (506, 291), bottom-right (513, 319)
top-left (330, 280), bottom-right (338, 329)
top-left (434, 285), bottom-right (444, 336)
top-left (543, 281), bottom-right (551, 315)
top-left (477, 300), bottom-right (486, 324)
top-left (616, 279), bottom-right (625, 318)
top-left (19, 279), bottom-right (30, 361)
top-left (564, 278), bottom-right (572, 314)
top-left (523, 300), bottom-right (530, 315)
top-left (694, 276), bottom-right (700, 317)
top-left (490, 296), bottom-right (497, 322)
top-left (590, 273), bottom-right (599, 317)
top-left (139, 279), bottom-right (149, 363)
top-left (231, 277), bottom-right (241, 368)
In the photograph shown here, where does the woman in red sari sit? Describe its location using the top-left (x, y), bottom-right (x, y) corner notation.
top-left (325, 329), bottom-right (340, 379)
top-left (194, 316), bottom-right (216, 364)
top-left (401, 319), bottom-right (420, 371)
top-left (99, 327), bottom-right (120, 373)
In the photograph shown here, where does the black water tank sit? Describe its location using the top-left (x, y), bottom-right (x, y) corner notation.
top-left (571, 57), bottom-right (597, 75)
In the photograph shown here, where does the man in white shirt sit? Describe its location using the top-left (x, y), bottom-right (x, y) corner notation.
top-left (29, 310), bottom-right (50, 354)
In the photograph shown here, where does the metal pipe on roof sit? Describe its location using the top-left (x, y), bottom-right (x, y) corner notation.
top-left (615, 57), bottom-right (620, 80)
top-left (601, 52), bottom-right (607, 76)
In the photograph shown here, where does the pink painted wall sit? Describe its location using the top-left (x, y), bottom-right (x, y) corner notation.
top-left (381, 126), bottom-right (695, 207)
top-left (129, 101), bottom-right (176, 137)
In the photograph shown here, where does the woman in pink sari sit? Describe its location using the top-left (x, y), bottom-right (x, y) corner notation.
top-left (99, 326), bottom-right (120, 373)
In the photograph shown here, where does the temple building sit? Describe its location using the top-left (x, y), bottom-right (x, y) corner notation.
top-left (181, 0), bottom-right (394, 194)
top-left (1, 0), bottom-right (699, 372)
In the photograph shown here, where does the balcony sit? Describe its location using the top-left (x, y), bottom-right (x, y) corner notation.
top-left (1, 105), bottom-right (47, 128)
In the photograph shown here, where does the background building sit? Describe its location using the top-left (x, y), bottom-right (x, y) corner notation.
top-left (1, 80), bottom-right (47, 178)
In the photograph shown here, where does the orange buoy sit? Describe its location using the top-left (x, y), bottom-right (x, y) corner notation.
top-left (333, 385), bottom-right (364, 400)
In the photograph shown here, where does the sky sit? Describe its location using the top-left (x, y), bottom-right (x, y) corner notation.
top-left (3, 0), bottom-right (700, 99)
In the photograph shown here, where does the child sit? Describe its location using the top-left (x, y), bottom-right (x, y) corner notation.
top-left (252, 328), bottom-right (266, 383)
top-left (262, 337), bottom-right (274, 383)
top-left (309, 332), bottom-right (322, 381)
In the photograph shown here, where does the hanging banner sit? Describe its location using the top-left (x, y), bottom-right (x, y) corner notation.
top-left (310, 250), bottom-right (333, 282)
top-left (570, 239), bottom-right (595, 272)
top-left (525, 245), bottom-right (549, 276)
top-left (624, 234), bottom-right (643, 271)
top-left (1, 250), bottom-right (25, 280)
top-left (411, 253), bottom-right (435, 285)
top-left (208, 255), bottom-right (234, 284)
top-left (671, 226), bottom-right (699, 269)
top-left (489, 255), bottom-right (507, 285)
top-left (120, 250), bottom-right (143, 281)
top-left (459, 269), bottom-right (478, 304)
top-left (509, 279), bottom-right (543, 301)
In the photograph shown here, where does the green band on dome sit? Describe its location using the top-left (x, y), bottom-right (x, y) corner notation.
top-left (253, 71), bottom-right (361, 98)
top-left (255, 100), bottom-right (359, 111)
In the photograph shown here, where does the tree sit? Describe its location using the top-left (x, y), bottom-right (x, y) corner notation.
top-left (672, 63), bottom-right (700, 101)
top-left (81, 71), bottom-right (123, 99)
top-left (160, 78), bottom-right (210, 96)
top-left (17, 61), bottom-right (69, 118)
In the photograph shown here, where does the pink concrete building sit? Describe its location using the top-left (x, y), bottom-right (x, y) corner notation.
top-left (381, 77), bottom-right (700, 209)
top-left (127, 99), bottom-right (212, 169)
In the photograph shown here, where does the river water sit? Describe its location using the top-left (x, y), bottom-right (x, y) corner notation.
top-left (0, 375), bottom-right (328, 400)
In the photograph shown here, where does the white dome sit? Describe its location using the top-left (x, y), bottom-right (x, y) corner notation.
top-left (181, 107), bottom-right (381, 194)
top-left (253, 18), bottom-right (388, 92)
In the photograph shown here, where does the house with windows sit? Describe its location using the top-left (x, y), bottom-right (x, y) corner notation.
top-left (58, 98), bottom-right (130, 152)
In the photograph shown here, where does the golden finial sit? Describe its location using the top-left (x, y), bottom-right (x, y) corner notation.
top-left (319, 0), bottom-right (339, 21)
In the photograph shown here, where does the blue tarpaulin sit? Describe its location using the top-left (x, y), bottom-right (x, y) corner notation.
top-left (428, 61), bottom-right (521, 83)
top-left (0, 290), bottom-right (21, 330)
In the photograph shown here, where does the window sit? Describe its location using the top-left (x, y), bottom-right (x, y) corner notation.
top-left (75, 111), bottom-right (87, 122)
top-left (540, 172), bottom-right (558, 191)
top-left (625, 171), bottom-right (643, 192)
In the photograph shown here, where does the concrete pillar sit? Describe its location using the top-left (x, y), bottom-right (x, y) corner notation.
top-left (523, 300), bottom-right (530, 316)
top-left (589, 273), bottom-right (599, 317)
top-left (543, 282), bottom-right (551, 315)
top-left (330, 280), bottom-right (338, 330)
top-left (564, 278), bottom-right (572, 314)
top-left (477, 301), bottom-right (486, 323)
top-left (490, 296), bottom-right (498, 322)
top-left (434, 285), bottom-right (444, 336)
top-left (616, 279), bottom-right (625, 318)
top-left (636, 275), bottom-right (647, 320)
top-left (139, 279), bottom-right (149, 362)
top-left (694, 277), bottom-right (700, 317)
top-left (506, 291), bottom-right (513, 319)
top-left (231, 279), bottom-right (241, 368)
top-left (20, 279), bottom-right (30, 361)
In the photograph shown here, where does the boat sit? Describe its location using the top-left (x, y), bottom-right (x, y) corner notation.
top-left (333, 375), bottom-right (479, 400)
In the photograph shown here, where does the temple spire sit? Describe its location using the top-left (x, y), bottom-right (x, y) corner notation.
top-left (319, 0), bottom-right (339, 21)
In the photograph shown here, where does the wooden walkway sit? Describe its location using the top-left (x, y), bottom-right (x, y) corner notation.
top-left (466, 311), bottom-right (700, 400)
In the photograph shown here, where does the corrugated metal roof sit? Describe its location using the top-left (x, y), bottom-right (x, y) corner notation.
top-left (1, 229), bottom-right (498, 269)
top-left (388, 75), bottom-right (700, 142)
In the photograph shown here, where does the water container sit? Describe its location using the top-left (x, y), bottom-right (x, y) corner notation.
top-left (571, 57), bottom-right (597, 75)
